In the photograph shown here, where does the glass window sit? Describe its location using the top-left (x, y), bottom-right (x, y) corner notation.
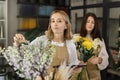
top-left (87, 8), bottom-right (103, 17)
top-left (71, 9), bottom-right (83, 33)
top-left (0, 2), bottom-right (5, 19)
top-left (108, 7), bottom-right (120, 48)
top-left (87, 0), bottom-right (103, 5)
top-left (76, 17), bottom-right (83, 33)
top-left (86, 8), bottom-right (103, 34)
top-left (71, 0), bottom-right (83, 7)
top-left (0, 21), bottom-right (5, 38)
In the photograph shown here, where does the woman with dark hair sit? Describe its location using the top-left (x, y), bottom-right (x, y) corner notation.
top-left (79, 12), bottom-right (109, 80)
top-left (80, 13), bottom-right (102, 40)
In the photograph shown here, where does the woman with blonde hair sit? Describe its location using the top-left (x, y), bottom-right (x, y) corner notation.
top-left (14, 10), bottom-right (80, 80)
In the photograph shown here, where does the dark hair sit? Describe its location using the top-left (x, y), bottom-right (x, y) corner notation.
top-left (80, 12), bottom-right (102, 40)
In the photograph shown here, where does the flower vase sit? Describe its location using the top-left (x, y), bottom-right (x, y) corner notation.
top-left (77, 67), bottom-right (89, 80)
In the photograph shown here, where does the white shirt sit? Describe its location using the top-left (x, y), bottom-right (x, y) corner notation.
top-left (30, 35), bottom-right (79, 66)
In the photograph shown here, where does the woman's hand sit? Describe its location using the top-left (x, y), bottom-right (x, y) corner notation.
top-left (79, 60), bottom-right (87, 65)
top-left (35, 76), bottom-right (42, 80)
top-left (13, 34), bottom-right (26, 46)
top-left (88, 56), bottom-right (102, 64)
top-left (72, 60), bottom-right (86, 74)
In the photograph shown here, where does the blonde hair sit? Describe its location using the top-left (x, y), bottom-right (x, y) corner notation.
top-left (45, 10), bottom-right (73, 40)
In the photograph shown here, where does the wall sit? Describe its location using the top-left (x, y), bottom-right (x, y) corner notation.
top-left (7, 0), bottom-right (120, 47)
top-left (8, 0), bottom-right (17, 46)
top-left (109, 8), bottom-right (120, 48)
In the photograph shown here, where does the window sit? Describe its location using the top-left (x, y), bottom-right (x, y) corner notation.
top-left (71, 9), bottom-right (83, 33)
top-left (71, 0), bottom-right (83, 7)
top-left (108, 7), bottom-right (120, 48)
top-left (87, 0), bottom-right (103, 5)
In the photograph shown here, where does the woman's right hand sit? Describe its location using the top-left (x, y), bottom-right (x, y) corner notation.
top-left (13, 34), bottom-right (26, 46)
top-left (88, 56), bottom-right (102, 64)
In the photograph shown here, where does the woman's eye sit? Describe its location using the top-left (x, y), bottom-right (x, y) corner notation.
top-left (51, 20), bottom-right (55, 23)
top-left (91, 21), bottom-right (95, 24)
top-left (50, 19), bottom-right (64, 23)
top-left (87, 20), bottom-right (90, 23)
top-left (58, 20), bottom-right (62, 22)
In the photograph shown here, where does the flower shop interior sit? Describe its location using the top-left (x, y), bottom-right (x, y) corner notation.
top-left (0, 0), bottom-right (120, 80)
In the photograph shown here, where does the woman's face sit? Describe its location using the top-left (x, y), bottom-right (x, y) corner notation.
top-left (50, 13), bottom-right (67, 35)
top-left (86, 16), bottom-right (95, 33)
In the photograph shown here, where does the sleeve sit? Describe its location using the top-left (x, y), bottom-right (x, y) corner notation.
top-left (66, 40), bottom-right (79, 66)
top-left (97, 39), bottom-right (109, 70)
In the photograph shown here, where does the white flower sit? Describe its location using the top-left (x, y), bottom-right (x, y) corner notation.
top-left (0, 40), bottom-right (55, 80)
top-left (72, 34), bottom-right (80, 43)
top-left (93, 38), bottom-right (101, 50)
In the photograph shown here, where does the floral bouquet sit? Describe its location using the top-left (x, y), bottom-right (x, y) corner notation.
top-left (73, 35), bottom-right (101, 80)
top-left (74, 35), bottom-right (94, 62)
top-left (73, 35), bottom-right (101, 62)
top-left (0, 41), bottom-right (55, 80)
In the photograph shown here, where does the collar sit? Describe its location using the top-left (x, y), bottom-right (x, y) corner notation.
top-left (51, 41), bottom-right (64, 47)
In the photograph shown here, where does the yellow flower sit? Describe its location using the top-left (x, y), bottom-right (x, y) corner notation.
top-left (82, 37), bottom-right (90, 41)
top-left (82, 40), bottom-right (93, 50)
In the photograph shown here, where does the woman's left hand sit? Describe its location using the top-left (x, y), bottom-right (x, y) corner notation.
top-left (13, 34), bottom-right (26, 46)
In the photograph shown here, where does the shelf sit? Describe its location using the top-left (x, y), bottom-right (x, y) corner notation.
top-left (0, 0), bottom-right (7, 48)
top-left (17, 2), bottom-right (39, 5)
top-left (17, 29), bottom-right (35, 32)
top-left (0, 1), bottom-right (5, 4)
top-left (17, 15), bottom-right (37, 18)
top-left (17, 15), bottom-right (50, 18)
top-left (0, 38), bottom-right (6, 40)
top-left (37, 16), bottom-right (50, 18)
top-left (0, 19), bottom-right (5, 21)
top-left (17, 0), bottom-right (69, 6)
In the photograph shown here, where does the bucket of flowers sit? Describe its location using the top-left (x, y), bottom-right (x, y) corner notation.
top-left (0, 40), bottom-right (55, 80)
top-left (0, 40), bottom-right (74, 80)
